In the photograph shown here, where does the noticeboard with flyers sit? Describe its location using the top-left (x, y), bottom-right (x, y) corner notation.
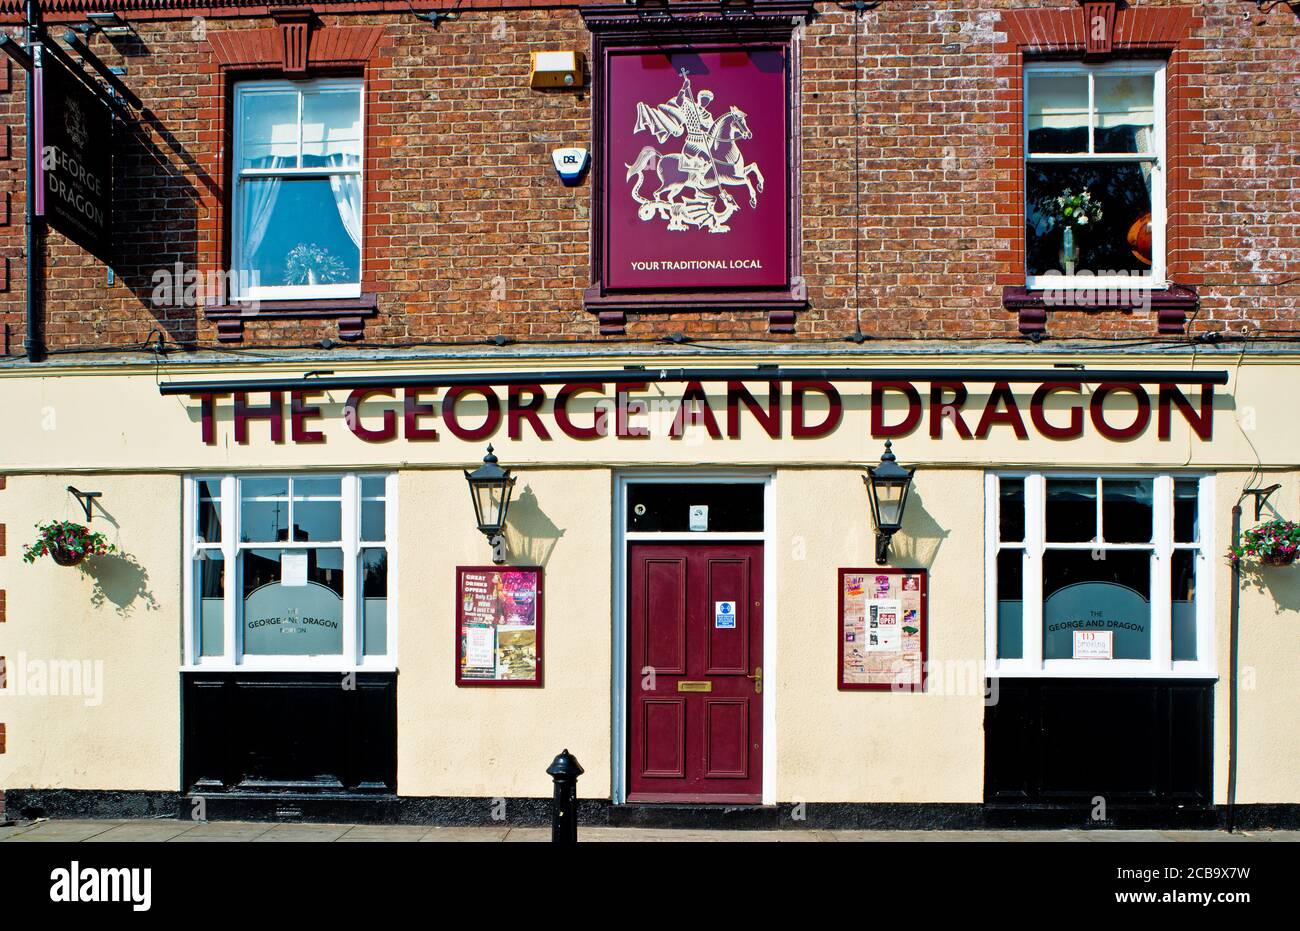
top-left (838, 567), bottom-right (927, 692)
top-left (456, 566), bottom-right (543, 687)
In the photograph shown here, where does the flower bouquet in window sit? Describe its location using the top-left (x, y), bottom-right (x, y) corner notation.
top-left (1053, 189), bottom-right (1103, 275)
top-left (1229, 519), bottom-right (1300, 568)
top-left (22, 521), bottom-right (116, 568)
top-left (284, 243), bottom-right (349, 288)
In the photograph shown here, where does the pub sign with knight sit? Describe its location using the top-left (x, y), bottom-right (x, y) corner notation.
top-left (602, 47), bottom-right (791, 292)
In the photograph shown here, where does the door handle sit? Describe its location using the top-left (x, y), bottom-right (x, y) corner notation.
top-left (746, 666), bottom-right (763, 694)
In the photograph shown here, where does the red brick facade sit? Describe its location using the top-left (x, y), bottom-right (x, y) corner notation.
top-left (0, 0), bottom-right (1296, 347)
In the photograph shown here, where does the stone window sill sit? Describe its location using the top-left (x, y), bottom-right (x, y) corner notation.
top-left (1003, 284), bottom-right (1198, 338)
top-left (204, 294), bottom-right (378, 343)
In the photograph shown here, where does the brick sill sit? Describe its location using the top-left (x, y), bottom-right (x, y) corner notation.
top-left (1003, 284), bottom-right (1198, 337)
top-left (584, 282), bottom-right (808, 336)
top-left (204, 293), bottom-right (378, 342)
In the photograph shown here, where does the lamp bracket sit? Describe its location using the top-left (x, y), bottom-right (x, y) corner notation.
top-left (1244, 483), bottom-right (1282, 522)
top-left (67, 486), bottom-right (103, 523)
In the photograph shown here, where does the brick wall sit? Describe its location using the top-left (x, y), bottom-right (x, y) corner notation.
top-left (0, 0), bottom-right (1296, 348)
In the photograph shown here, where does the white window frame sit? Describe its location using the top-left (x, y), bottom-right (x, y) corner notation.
top-left (1024, 60), bottom-right (1167, 291)
top-left (182, 473), bottom-right (396, 672)
top-left (230, 78), bottom-right (365, 302)
top-left (984, 471), bottom-right (1215, 679)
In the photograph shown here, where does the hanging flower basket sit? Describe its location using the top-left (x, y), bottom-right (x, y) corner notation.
top-left (21, 521), bottom-right (115, 568)
top-left (1229, 519), bottom-right (1300, 568)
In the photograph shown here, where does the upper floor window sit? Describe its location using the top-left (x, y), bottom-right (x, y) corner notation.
top-left (1024, 61), bottom-right (1165, 289)
top-left (231, 78), bottom-right (363, 301)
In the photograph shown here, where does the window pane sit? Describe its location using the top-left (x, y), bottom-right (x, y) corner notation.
top-left (302, 88), bottom-right (362, 166)
top-left (1046, 478), bottom-right (1096, 542)
top-left (240, 478), bottom-right (289, 542)
top-left (362, 548), bottom-right (388, 656)
top-left (1027, 74), bottom-right (1089, 153)
top-left (361, 476), bottom-right (385, 498)
top-left (1103, 478), bottom-right (1153, 543)
top-left (293, 476), bottom-right (341, 498)
top-left (361, 498), bottom-right (386, 542)
top-left (1026, 162), bottom-right (1155, 277)
top-left (628, 483), bottom-right (764, 532)
top-left (999, 477), bottom-right (1025, 543)
top-left (238, 178), bottom-right (361, 289)
top-left (1043, 550), bottom-right (1151, 660)
top-left (997, 549), bottom-right (1023, 659)
top-left (293, 500), bottom-right (341, 542)
top-left (197, 479), bottom-right (222, 543)
top-left (198, 552), bottom-right (225, 657)
top-left (1172, 549), bottom-right (1197, 661)
top-left (240, 90), bottom-right (299, 170)
top-left (1095, 73), bottom-right (1154, 154)
top-left (1174, 479), bottom-right (1199, 543)
top-left (241, 548), bottom-right (343, 656)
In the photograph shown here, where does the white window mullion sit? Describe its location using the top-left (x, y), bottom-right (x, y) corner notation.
top-left (1195, 476), bottom-right (1216, 675)
top-left (385, 472), bottom-right (399, 662)
top-left (1151, 475), bottom-right (1173, 669)
top-left (182, 477), bottom-right (197, 666)
top-left (223, 475), bottom-right (239, 666)
top-left (1024, 474), bottom-right (1045, 670)
top-left (984, 473), bottom-right (1000, 671)
top-left (1087, 71), bottom-right (1096, 154)
top-left (341, 473), bottom-right (360, 668)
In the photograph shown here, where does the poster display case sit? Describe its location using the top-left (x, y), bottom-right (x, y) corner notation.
top-left (838, 567), bottom-right (927, 692)
top-left (455, 566), bottom-right (543, 687)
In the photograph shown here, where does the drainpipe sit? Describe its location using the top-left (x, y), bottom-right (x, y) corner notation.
top-left (24, 0), bottom-right (45, 363)
top-left (1226, 499), bottom-right (1242, 833)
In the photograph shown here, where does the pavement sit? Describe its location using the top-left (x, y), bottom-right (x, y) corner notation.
top-left (1, 819), bottom-right (1297, 842)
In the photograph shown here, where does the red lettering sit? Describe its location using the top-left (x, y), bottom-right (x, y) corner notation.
top-left (198, 393), bottom-right (224, 446)
top-left (344, 388), bottom-right (397, 441)
top-left (871, 381), bottom-right (922, 438)
top-left (1030, 382), bottom-right (1084, 440)
top-left (554, 383), bottom-right (606, 440)
top-left (975, 382), bottom-right (1028, 439)
top-left (792, 381), bottom-right (842, 438)
top-left (404, 389), bottom-right (439, 441)
top-left (1090, 383), bottom-right (1150, 440)
top-left (671, 381), bottom-right (722, 439)
top-left (615, 382), bottom-right (650, 438)
top-left (442, 385), bottom-right (501, 441)
top-left (1158, 384), bottom-right (1213, 440)
top-left (233, 391), bottom-right (284, 445)
top-left (929, 382), bottom-right (972, 439)
top-left (726, 381), bottom-right (781, 439)
top-left (290, 390), bottom-right (325, 443)
top-left (508, 384), bottom-right (551, 440)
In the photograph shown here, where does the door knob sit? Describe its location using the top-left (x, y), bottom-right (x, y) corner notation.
top-left (746, 666), bottom-right (763, 694)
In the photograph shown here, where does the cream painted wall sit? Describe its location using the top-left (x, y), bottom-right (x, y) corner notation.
top-left (395, 468), bottom-right (613, 799)
top-left (0, 474), bottom-right (182, 791)
top-left (774, 468), bottom-right (987, 803)
top-left (1212, 471), bottom-right (1300, 805)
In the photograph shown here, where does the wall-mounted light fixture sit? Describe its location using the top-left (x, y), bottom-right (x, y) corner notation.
top-left (862, 440), bottom-right (915, 565)
top-left (464, 445), bottom-right (518, 565)
top-left (530, 51), bottom-right (583, 89)
top-left (414, 9), bottom-right (460, 28)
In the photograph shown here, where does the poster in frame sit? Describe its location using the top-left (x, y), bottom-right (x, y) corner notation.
top-left (838, 567), bottom-right (928, 692)
top-left (455, 565), bottom-right (544, 688)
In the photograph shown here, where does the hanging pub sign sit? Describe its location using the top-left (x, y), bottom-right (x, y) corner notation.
top-left (35, 50), bottom-right (113, 263)
top-left (455, 566), bottom-right (544, 687)
top-left (582, 3), bottom-right (813, 331)
top-left (838, 567), bottom-right (928, 692)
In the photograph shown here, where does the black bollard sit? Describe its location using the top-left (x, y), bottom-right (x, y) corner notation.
top-left (547, 748), bottom-right (584, 843)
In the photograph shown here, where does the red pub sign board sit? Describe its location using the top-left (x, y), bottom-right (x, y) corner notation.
top-left (604, 48), bottom-right (789, 291)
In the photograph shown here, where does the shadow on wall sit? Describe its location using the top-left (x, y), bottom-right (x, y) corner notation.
top-left (505, 486), bottom-right (567, 568)
top-left (1241, 566), bottom-right (1300, 614)
top-left (887, 487), bottom-right (951, 569)
top-left (78, 551), bottom-right (160, 617)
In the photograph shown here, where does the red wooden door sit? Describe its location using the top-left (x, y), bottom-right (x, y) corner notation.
top-left (628, 543), bottom-right (763, 802)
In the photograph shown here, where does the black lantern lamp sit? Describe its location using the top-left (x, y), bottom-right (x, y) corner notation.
top-left (862, 440), bottom-right (915, 566)
top-left (464, 445), bottom-right (517, 564)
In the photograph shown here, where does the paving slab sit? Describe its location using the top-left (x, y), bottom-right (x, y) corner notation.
top-left (85, 822), bottom-right (199, 843)
top-left (4, 820), bottom-right (124, 842)
top-left (419, 826), bottom-right (510, 842)
top-left (250, 823), bottom-right (354, 843)
top-left (165, 822), bottom-right (275, 842)
top-left (337, 825), bottom-right (433, 842)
